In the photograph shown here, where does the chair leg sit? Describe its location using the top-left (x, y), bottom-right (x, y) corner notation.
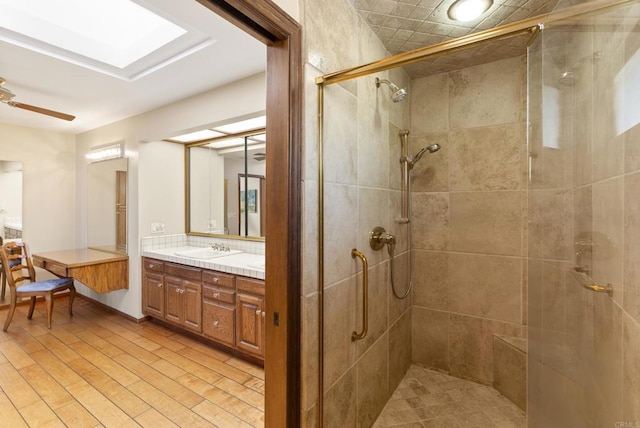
top-left (3, 293), bottom-right (17, 331)
top-left (45, 294), bottom-right (54, 329)
top-left (1, 270), bottom-right (5, 301)
top-left (68, 285), bottom-right (75, 318)
top-left (27, 296), bottom-right (37, 320)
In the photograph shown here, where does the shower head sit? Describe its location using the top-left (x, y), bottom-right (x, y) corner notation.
top-left (409, 144), bottom-right (441, 168)
top-left (375, 78), bottom-right (407, 103)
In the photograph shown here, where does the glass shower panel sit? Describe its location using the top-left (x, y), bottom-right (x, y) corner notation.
top-left (528, 2), bottom-right (640, 426)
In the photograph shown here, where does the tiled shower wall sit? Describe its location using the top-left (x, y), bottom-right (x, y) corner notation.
top-left (300, 0), bottom-right (413, 426)
top-left (408, 56), bottom-right (528, 385)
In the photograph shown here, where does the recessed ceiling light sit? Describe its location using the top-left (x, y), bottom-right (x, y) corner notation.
top-left (448, 0), bottom-right (493, 22)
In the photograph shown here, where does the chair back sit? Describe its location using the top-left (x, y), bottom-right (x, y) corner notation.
top-left (0, 242), bottom-right (36, 289)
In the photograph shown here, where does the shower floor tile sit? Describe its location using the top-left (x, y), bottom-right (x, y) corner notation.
top-left (373, 365), bottom-right (525, 428)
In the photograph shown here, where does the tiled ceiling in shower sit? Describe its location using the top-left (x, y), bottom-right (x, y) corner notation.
top-left (349, 0), bottom-right (567, 77)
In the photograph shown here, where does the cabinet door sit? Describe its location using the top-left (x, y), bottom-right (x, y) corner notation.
top-left (203, 300), bottom-right (235, 346)
top-left (183, 281), bottom-right (202, 333)
top-left (165, 277), bottom-right (183, 325)
top-left (236, 293), bottom-right (264, 357)
top-left (142, 272), bottom-right (164, 318)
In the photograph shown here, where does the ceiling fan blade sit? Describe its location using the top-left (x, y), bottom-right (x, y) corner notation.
top-left (11, 102), bottom-right (75, 121)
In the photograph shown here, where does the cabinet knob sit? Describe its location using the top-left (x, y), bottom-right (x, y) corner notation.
top-left (213, 320), bottom-right (219, 326)
top-left (214, 277), bottom-right (219, 283)
top-left (213, 292), bottom-right (220, 298)
top-left (261, 311), bottom-right (266, 317)
top-left (157, 283), bottom-right (162, 288)
top-left (176, 288), bottom-right (180, 293)
top-left (149, 264), bottom-right (154, 268)
top-left (256, 309), bottom-right (261, 315)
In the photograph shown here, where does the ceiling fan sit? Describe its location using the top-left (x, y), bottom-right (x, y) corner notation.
top-left (0, 77), bottom-right (75, 121)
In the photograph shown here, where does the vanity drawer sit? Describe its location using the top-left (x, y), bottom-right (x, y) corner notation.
top-left (143, 258), bottom-right (164, 273)
top-left (165, 262), bottom-right (201, 281)
top-left (237, 276), bottom-right (265, 296)
top-left (203, 284), bottom-right (235, 305)
top-left (203, 270), bottom-right (235, 289)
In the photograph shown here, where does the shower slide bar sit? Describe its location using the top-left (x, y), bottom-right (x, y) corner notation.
top-left (570, 266), bottom-right (614, 297)
top-left (351, 248), bottom-right (368, 341)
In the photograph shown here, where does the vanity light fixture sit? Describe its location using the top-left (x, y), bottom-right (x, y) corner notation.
top-left (86, 143), bottom-right (124, 163)
top-left (448, 0), bottom-right (493, 22)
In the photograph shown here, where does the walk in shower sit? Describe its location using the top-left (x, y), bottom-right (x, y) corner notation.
top-left (311, 0), bottom-right (640, 426)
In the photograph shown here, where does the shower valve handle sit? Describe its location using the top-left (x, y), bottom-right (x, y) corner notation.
top-left (370, 226), bottom-right (395, 251)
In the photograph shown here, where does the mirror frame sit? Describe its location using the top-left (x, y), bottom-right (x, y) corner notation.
top-left (185, 127), bottom-right (266, 241)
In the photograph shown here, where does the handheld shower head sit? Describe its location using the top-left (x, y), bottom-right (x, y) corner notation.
top-left (408, 144), bottom-right (441, 169)
top-left (376, 78), bottom-right (407, 103)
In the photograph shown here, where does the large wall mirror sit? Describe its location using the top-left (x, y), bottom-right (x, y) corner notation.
top-left (0, 161), bottom-right (23, 242)
top-left (186, 128), bottom-right (266, 239)
top-left (87, 155), bottom-right (128, 254)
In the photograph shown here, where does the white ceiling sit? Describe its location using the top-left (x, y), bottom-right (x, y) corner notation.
top-left (0, 0), bottom-right (266, 134)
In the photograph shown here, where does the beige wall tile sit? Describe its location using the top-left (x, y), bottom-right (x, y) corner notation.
top-left (624, 172), bottom-right (640, 324)
top-left (412, 250), bottom-right (448, 311)
top-left (301, 295), bottom-right (319, 409)
top-left (358, 99), bottom-right (390, 189)
top-left (448, 253), bottom-right (522, 323)
top-left (412, 307), bottom-right (449, 371)
top-left (303, 180), bottom-right (319, 297)
top-left (389, 124), bottom-right (403, 192)
top-left (624, 123), bottom-right (640, 173)
top-left (410, 72), bottom-right (449, 135)
top-left (448, 124), bottom-right (523, 191)
top-left (449, 57), bottom-right (523, 130)
top-left (592, 177), bottom-right (624, 305)
top-left (623, 314), bottom-right (640, 421)
top-left (389, 311), bottom-right (412, 394)
top-left (409, 133), bottom-right (449, 192)
top-left (323, 278), bottom-right (357, 389)
top-left (528, 189), bottom-right (573, 261)
top-left (492, 336), bottom-right (526, 411)
top-left (358, 187), bottom-right (391, 266)
top-left (323, 84), bottom-right (358, 185)
top-left (323, 183), bottom-right (358, 287)
top-left (449, 191), bottom-right (522, 256)
top-left (304, 64), bottom-right (321, 182)
top-left (323, 367), bottom-right (357, 427)
top-left (411, 193), bottom-right (449, 250)
top-left (388, 255), bottom-right (412, 324)
top-left (357, 333), bottom-right (390, 427)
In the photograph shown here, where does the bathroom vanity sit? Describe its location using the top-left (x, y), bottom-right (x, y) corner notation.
top-left (141, 244), bottom-right (265, 364)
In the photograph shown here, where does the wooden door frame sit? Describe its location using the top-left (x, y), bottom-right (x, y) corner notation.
top-left (196, 1), bottom-right (301, 427)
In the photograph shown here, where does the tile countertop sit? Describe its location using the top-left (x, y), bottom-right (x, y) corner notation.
top-left (142, 246), bottom-right (265, 280)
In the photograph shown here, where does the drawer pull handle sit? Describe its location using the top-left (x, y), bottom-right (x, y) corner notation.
top-left (213, 292), bottom-right (220, 298)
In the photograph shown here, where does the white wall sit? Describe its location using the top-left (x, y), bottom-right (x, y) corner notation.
top-left (0, 123), bottom-right (76, 258)
top-left (76, 72), bottom-right (266, 318)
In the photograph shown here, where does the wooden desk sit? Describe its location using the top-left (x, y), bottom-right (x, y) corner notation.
top-left (33, 249), bottom-right (128, 293)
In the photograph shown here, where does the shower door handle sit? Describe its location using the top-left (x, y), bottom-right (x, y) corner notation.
top-left (351, 248), bottom-right (368, 341)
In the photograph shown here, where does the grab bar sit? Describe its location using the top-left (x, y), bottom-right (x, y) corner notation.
top-left (351, 248), bottom-right (368, 341)
top-left (570, 266), bottom-right (613, 297)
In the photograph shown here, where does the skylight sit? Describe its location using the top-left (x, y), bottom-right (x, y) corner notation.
top-left (0, 0), bottom-right (186, 69)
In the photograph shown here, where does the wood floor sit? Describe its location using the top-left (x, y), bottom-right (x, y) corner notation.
top-left (0, 296), bottom-right (265, 427)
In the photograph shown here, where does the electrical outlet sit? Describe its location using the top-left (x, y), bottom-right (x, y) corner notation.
top-left (151, 222), bottom-right (165, 233)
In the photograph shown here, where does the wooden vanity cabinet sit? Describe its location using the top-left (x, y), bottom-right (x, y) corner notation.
top-left (142, 259), bottom-right (165, 318)
top-left (236, 277), bottom-right (265, 358)
top-left (164, 263), bottom-right (202, 333)
top-left (141, 257), bottom-right (265, 363)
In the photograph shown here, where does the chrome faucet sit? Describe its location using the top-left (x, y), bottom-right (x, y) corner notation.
top-left (210, 243), bottom-right (230, 252)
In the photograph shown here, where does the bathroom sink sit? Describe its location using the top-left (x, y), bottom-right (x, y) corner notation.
top-left (248, 260), bottom-right (265, 270)
top-left (174, 247), bottom-right (242, 259)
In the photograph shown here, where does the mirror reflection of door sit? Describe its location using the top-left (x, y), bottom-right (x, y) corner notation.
top-left (0, 161), bottom-right (23, 242)
top-left (88, 157), bottom-right (128, 254)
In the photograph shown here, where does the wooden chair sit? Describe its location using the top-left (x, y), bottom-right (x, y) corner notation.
top-left (0, 241), bottom-right (75, 331)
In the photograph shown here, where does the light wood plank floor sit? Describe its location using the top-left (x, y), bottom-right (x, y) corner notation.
top-left (0, 296), bottom-right (265, 427)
